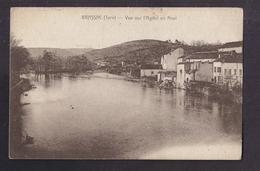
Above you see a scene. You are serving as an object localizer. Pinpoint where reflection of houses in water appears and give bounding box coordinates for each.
[217,103,242,134]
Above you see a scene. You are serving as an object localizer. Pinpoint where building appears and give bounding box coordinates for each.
[161,48,184,71]
[159,47,184,83]
[176,51,218,88]
[218,41,243,54]
[194,62,214,82]
[183,51,219,63]
[176,62,188,88]
[157,70,177,82]
[140,64,163,78]
[213,53,243,88]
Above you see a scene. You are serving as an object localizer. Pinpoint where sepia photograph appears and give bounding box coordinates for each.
[10,7,243,159]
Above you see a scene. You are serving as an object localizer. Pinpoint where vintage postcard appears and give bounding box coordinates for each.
[10,7,243,159]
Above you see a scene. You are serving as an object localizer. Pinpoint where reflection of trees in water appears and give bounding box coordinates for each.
[44,74,50,88]
[34,73,63,89]
[10,89,28,158]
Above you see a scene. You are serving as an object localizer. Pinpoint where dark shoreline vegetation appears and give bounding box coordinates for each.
[10,78,32,158]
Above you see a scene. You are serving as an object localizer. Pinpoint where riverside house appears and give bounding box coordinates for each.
[176,51,218,88]
[158,47,184,82]
[161,47,185,71]
[140,64,163,79]
[213,53,243,88]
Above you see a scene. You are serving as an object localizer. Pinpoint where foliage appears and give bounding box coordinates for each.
[10,36,30,72]
[42,50,57,71]
[66,55,92,72]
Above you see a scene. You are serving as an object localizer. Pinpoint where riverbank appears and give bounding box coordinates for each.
[79,72,242,105]
[10,77,33,158]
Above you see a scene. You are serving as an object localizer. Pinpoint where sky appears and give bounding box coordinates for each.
[11,7,243,49]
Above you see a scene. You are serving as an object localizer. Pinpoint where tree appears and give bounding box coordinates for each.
[10,36,30,72]
[190,40,207,47]
[42,50,56,72]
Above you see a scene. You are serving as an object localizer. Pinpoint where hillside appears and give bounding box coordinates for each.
[84,39,181,63]
[28,48,93,58]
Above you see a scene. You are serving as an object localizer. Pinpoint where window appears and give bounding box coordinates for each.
[214,67,216,72]
[234,69,237,75]
[217,67,221,73]
[228,69,232,75]
[239,69,242,75]
[195,62,200,70]
[224,69,227,75]
[218,76,223,82]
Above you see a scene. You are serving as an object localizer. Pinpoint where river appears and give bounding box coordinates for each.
[13,73,242,159]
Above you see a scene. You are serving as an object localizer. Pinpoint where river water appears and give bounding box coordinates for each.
[16,73,242,159]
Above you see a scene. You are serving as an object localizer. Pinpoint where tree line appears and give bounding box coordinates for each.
[11,36,93,78]
[32,51,93,74]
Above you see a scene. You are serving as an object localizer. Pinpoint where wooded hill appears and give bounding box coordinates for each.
[83,39,222,64]
[84,39,179,63]
[27,39,222,64]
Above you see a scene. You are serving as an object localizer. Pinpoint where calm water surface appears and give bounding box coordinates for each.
[18,73,242,159]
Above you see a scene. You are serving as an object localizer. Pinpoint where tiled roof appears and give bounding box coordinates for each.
[221,41,243,48]
[214,53,243,63]
[158,70,177,74]
[185,51,218,59]
[140,64,162,69]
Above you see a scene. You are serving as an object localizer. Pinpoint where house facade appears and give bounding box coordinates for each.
[157,71,177,82]
[161,48,184,71]
[140,64,163,78]
[194,62,214,82]
[176,51,218,88]
[213,54,243,88]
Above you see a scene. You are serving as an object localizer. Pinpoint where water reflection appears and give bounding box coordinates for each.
[16,73,241,159]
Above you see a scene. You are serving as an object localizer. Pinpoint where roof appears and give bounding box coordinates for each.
[140,64,162,69]
[220,41,243,48]
[214,53,243,63]
[185,51,218,60]
[158,70,177,74]
[177,55,185,59]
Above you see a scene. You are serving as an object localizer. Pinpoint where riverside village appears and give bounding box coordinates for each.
[89,40,242,104]
[10,39,243,159]
[10,8,243,160]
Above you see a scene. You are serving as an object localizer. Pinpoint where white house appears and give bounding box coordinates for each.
[176,63,188,88]
[213,54,243,88]
[218,41,243,54]
[157,70,177,82]
[161,48,184,71]
[140,64,163,78]
[176,51,219,88]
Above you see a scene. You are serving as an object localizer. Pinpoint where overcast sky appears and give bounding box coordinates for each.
[11,7,243,49]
